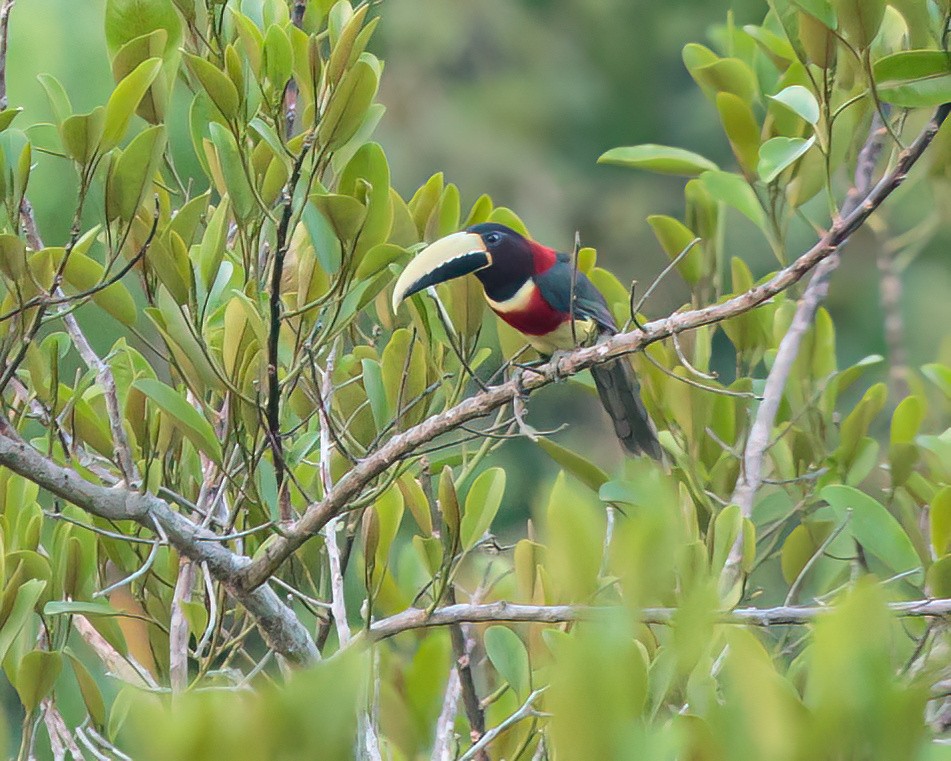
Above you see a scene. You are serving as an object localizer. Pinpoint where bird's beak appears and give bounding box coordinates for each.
[391,231,491,313]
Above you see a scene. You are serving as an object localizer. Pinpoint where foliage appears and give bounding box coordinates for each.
[2,0,951,759]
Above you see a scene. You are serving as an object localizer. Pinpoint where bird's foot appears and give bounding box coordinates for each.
[546,349,572,381]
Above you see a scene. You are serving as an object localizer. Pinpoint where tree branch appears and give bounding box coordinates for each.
[239,103,951,591]
[367,597,951,639]
[0,0,13,111]
[0,420,319,664]
[730,111,895,529]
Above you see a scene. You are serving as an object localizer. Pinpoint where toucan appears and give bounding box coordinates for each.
[391,223,662,459]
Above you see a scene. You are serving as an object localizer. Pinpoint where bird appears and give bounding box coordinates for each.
[390,222,662,459]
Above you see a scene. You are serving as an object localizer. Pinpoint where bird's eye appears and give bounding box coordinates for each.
[483,231,502,246]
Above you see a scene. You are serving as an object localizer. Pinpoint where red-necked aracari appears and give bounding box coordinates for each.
[391,223,662,459]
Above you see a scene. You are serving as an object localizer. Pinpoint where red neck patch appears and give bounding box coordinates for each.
[527,239,557,273]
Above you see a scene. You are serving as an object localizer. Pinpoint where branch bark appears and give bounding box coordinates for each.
[367,597,951,639]
[730,112,894,527]
[0,421,319,664]
[240,102,951,590]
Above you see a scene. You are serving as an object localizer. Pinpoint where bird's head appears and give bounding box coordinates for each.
[391,223,551,311]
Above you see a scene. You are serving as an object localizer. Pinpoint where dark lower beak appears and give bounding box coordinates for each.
[391,232,490,311]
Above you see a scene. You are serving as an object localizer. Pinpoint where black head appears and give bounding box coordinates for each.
[465,223,537,302]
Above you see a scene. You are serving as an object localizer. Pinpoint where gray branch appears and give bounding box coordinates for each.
[0,422,319,664]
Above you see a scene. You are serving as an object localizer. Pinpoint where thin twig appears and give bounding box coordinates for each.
[459,688,547,761]
[0,0,14,112]
[169,558,196,692]
[367,597,951,639]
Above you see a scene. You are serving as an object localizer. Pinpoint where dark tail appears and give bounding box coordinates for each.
[591,357,663,460]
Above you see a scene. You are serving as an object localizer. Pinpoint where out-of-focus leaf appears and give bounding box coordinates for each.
[927,555,951,597]
[598,144,718,176]
[484,626,530,699]
[874,51,951,108]
[15,650,63,713]
[820,484,922,581]
[460,467,506,550]
[536,437,608,493]
[0,579,45,663]
[780,520,834,583]
[832,0,885,49]
[716,92,761,177]
[930,487,951,557]
[66,649,107,726]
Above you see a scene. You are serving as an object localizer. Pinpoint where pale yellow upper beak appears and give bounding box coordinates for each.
[390,232,491,313]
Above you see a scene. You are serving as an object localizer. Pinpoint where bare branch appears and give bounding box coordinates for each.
[0,0,14,111]
[723,110,945,588]
[459,688,547,761]
[170,558,196,692]
[730,113,892,528]
[367,597,951,639]
[0,421,319,664]
[240,102,951,591]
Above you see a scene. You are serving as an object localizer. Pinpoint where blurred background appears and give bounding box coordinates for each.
[8,0,951,512]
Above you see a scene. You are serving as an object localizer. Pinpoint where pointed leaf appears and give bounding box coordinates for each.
[132,378,223,464]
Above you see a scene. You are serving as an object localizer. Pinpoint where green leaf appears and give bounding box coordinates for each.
[15,650,62,713]
[66,649,107,726]
[646,215,704,284]
[43,600,121,617]
[38,73,72,124]
[927,555,951,597]
[355,242,405,280]
[460,467,506,550]
[716,92,761,176]
[890,395,924,446]
[438,466,461,548]
[264,24,294,87]
[820,484,922,581]
[874,51,951,108]
[536,437,609,493]
[0,233,26,280]
[106,124,166,224]
[0,579,46,663]
[758,136,816,183]
[781,520,835,583]
[795,0,837,28]
[768,85,820,125]
[931,487,951,557]
[209,123,256,221]
[484,626,530,699]
[185,53,240,121]
[318,54,380,151]
[699,170,766,229]
[102,58,162,150]
[832,0,885,49]
[60,246,139,326]
[133,378,223,464]
[61,108,105,165]
[598,144,718,176]
[105,0,182,58]
[923,363,951,397]
[310,193,366,243]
